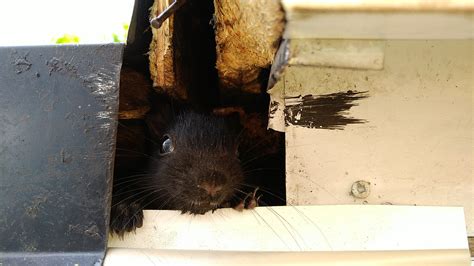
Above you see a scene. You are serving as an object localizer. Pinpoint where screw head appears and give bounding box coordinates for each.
[351,180,371,199]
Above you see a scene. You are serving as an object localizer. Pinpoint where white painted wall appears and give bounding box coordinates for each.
[274,40,474,234]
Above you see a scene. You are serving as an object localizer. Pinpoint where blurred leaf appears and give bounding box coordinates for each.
[54,34,80,44]
[121,23,129,43]
[112,33,121,43]
[111,23,129,43]
[51,23,129,44]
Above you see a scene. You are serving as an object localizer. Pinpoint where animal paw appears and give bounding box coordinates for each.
[109,202,144,237]
[234,187,261,211]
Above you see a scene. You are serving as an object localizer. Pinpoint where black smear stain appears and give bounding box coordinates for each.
[268,100,279,119]
[285,90,369,130]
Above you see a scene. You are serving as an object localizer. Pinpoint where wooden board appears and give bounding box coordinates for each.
[149,0,187,100]
[105,249,470,266]
[213,0,284,94]
[109,206,468,252]
[106,206,470,264]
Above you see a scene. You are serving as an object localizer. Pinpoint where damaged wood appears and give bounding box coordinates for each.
[149,0,217,106]
[214,0,285,94]
[149,0,187,100]
[118,67,151,120]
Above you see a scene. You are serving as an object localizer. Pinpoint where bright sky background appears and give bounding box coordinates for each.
[0,0,135,46]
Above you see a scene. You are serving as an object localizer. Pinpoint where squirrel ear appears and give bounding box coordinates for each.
[145,93,185,138]
[212,107,245,134]
[145,111,167,139]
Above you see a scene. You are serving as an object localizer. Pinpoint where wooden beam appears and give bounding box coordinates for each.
[213,0,284,94]
[149,0,187,100]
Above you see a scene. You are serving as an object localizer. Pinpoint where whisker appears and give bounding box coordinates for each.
[112,185,162,198]
[264,204,304,251]
[231,188,293,249]
[118,121,159,146]
[113,173,152,182]
[119,193,172,232]
[237,183,332,249]
[113,179,150,188]
[240,152,274,167]
[115,148,158,161]
[250,208,292,250]
[238,133,275,158]
[111,188,159,208]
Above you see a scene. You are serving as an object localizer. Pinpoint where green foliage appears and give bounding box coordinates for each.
[52,23,130,44]
[54,34,80,44]
[123,23,129,35]
[112,33,121,43]
[111,23,129,43]
[123,24,129,41]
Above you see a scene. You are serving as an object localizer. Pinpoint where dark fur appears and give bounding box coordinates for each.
[147,112,244,213]
[110,107,244,236]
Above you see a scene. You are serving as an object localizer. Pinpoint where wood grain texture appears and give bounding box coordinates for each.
[214,0,284,94]
[149,0,187,100]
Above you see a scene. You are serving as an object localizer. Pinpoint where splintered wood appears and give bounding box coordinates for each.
[213,0,284,93]
[149,0,187,100]
[148,0,284,98]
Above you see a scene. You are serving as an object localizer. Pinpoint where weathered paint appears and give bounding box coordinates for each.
[278,40,473,235]
[284,91,369,129]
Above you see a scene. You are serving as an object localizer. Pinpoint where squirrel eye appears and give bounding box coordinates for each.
[160,135,174,155]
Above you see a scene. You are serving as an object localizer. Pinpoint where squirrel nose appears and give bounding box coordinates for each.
[198,182,223,197]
